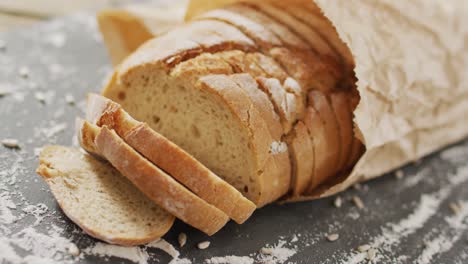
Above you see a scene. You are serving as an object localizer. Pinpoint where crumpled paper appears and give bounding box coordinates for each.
[100,0,468,198]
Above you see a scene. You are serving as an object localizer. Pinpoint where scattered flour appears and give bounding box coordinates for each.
[44,32,67,48]
[22,203,48,225]
[416,201,468,264]
[402,167,431,188]
[257,240,297,263]
[147,239,191,264]
[270,141,288,154]
[2,226,77,264]
[333,164,468,264]
[205,256,254,264]
[84,243,149,264]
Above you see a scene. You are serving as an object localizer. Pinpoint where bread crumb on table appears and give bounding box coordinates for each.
[367,248,377,260]
[327,233,339,242]
[357,244,371,252]
[178,232,187,247]
[198,241,210,249]
[395,170,404,179]
[2,138,20,148]
[19,67,29,78]
[352,196,365,209]
[68,243,80,256]
[334,196,342,208]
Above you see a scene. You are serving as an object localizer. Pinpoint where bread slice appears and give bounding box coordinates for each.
[308,91,341,178]
[85,93,256,224]
[303,106,327,192]
[93,125,230,235]
[36,146,174,246]
[330,92,353,172]
[288,121,314,195]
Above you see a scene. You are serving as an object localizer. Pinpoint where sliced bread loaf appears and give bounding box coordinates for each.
[36,146,175,246]
[86,93,256,223]
[92,125,230,235]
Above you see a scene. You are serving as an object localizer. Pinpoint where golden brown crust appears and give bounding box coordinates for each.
[88,95,256,224]
[125,123,256,224]
[95,127,229,235]
[288,121,314,195]
[330,92,353,172]
[118,19,257,80]
[303,106,327,192]
[253,2,340,62]
[97,10,156,66]
[87,93,256,223]
[308,91,342,185]
[198,75,289,207]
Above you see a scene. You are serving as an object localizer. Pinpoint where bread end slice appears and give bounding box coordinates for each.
[36,146,174,246]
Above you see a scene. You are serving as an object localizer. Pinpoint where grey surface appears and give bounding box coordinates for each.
[0,14,467,264]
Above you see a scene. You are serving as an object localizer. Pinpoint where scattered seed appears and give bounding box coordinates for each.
[357,244,371,252]
[178,232,187,247]
[353,183,362,190]
[0,40,5,51]
[197,241,210,250]
[395,170,404,179]
[260,247,274,255]
[334,196,342,208]
[34,92,46,103]
[449,202,461,215]
[2,138,20,149]
[0,86,12,97]
[327,233,339,242]
[367,248,377,260]
[352,196,365,209]
[65,94,75,105]
[19,67,29,78]
[68,243,80,256]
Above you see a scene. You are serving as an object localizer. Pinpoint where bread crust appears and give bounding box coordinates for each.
[288,121,314,195]
[86,94,256,224]
[331,92,353,171]
[95,127,230,235]
[198,74,289,206]
[37,146,175,246]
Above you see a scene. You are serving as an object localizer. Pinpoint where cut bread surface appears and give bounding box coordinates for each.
[94,126,230,235]
[36,146,174,246]
[100,1,362,201]
[85,93,256,223]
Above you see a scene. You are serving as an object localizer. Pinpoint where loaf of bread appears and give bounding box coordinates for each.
[77,120,230,235]
[37,0,365,245]
[85,93,256,224]
[101,1,363,204]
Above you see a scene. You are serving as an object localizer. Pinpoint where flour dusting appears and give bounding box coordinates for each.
[205,256,254,264]
[416,201,468,264]
[84,243,149,264]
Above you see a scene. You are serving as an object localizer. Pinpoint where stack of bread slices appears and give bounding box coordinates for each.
[37,0,364,246]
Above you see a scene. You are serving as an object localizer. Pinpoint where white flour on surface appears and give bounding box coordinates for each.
[147,239,192,264]
[84,243,150,264]
[416,201,468,264]
[331,164,468,264]
[257,239,298,263]
[205,256,254,264]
